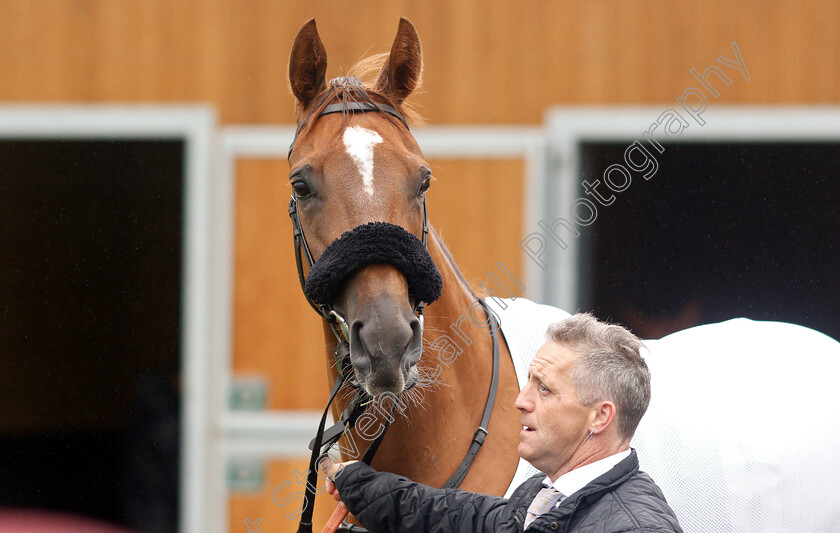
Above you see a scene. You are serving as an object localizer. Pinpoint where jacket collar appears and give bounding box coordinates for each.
[557,449,639,513]
[520,449,640,529]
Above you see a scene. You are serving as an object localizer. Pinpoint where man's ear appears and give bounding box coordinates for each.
[589,400,617,436]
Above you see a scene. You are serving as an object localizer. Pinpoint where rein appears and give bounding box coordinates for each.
[288,95,501,533]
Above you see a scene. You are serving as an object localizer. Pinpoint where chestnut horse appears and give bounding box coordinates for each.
[286,15,522,523]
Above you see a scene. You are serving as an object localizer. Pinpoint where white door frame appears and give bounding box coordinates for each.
[544,105,840,312]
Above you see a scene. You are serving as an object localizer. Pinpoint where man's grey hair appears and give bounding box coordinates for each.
[546,313,651,441]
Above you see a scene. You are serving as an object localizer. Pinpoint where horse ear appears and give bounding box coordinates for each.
[289,19,328,110]
[376,18,422,104]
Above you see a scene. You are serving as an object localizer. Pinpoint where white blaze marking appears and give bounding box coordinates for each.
[343,125,383,197]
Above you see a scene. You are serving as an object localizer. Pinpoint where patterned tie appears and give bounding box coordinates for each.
[524,486,564,528]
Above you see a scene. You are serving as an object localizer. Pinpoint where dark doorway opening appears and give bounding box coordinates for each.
[578,141,840,342]
[0,140,183,533]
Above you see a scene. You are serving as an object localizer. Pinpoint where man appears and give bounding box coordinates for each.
[324,313,683,532]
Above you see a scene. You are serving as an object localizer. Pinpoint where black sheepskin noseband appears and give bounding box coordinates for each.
[303,222,443,306]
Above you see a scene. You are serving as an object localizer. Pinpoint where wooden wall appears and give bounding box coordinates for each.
[3,1,838,125]
[3,1,838,531]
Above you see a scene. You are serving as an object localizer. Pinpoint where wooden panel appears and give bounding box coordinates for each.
[425,159,527,290]
[233,158,329,411]
[1,1,838,125]
[228,456,336,533]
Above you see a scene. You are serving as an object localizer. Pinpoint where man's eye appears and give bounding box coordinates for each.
[292,181,312,199]
[539,383,550,394]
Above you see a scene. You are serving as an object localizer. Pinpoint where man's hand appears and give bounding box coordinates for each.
[321,457,358,502]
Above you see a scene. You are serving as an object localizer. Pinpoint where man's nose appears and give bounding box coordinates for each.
[514,387,530,411]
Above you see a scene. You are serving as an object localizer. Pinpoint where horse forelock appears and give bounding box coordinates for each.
[293,52,424,140]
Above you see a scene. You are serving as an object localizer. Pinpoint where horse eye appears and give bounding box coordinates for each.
[292,181,312,199]
[418,178,431,195]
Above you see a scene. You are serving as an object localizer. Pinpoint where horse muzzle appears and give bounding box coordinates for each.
[304,222,441,396]
[347,292,423,396]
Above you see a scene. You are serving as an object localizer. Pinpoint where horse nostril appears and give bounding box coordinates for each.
[406,316,423,366]
[349,320,371,375]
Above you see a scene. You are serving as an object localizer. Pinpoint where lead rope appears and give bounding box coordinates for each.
[320,401,395,533]
[296,347,395,533]
[297,368,347,533]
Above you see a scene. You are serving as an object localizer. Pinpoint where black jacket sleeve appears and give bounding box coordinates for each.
[333,462,516,533]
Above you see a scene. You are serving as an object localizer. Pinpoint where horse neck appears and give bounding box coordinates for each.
[423,226,494,367]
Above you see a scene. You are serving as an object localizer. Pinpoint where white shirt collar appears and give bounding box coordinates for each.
[543,449,631,499]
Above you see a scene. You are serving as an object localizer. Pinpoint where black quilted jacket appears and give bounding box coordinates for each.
[334,449,683,533]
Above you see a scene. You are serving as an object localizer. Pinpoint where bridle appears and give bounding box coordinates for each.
[288,181,429,351]
[288,92,500,533]
[288,98,428,349]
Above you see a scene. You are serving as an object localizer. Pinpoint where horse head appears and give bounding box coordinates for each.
[288,18,439,398]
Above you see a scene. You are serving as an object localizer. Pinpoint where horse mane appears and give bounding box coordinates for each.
[429,226,478,300]
[293,52,425,137]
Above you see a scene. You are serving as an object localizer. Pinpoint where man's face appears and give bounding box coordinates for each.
[514,341,593,479]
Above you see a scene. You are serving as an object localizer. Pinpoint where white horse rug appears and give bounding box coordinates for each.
[487,297,840,532]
